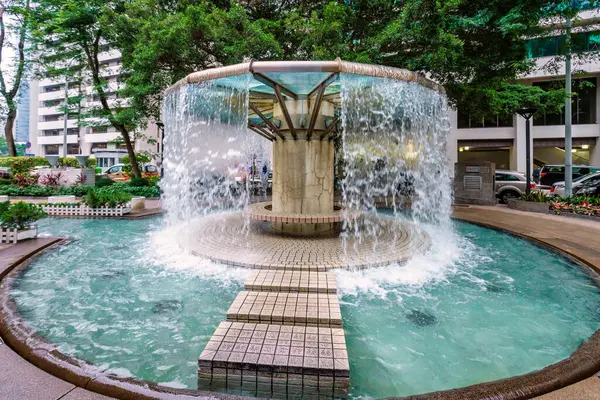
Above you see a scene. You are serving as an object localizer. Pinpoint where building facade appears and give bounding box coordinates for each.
[447,6,600,173]
[15,83,30,143]
[28,49,160,170]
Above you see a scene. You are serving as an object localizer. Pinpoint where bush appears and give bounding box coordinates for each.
[85,158,97,168]
[0,178,11,186]
[130,177,150,187]
[520,191,549,203]
[57,157,80,168]
[1,202,47,230]
[122,152,151,173]
[0,182,159,198]
[0,157,49,174]
[0,201,9,215]
[96,182,160,198]
[82,190,132,208]
[13,173,38,188]
[96,177,115,188]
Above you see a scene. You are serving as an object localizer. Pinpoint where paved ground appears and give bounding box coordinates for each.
[453,205,600,400]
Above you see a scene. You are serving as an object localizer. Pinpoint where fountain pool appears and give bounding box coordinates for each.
[8,216,600,398]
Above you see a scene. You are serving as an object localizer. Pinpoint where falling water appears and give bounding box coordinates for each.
[340,74,452,235]
[161,75,268,225]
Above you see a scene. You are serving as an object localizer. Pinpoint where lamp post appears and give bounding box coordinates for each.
[156,121,165,178]
[517,108,538,195]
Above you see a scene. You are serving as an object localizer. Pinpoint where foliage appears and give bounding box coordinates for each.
[550,195,600,216]
[57,157,80,168]
[0,136,26,156]
[0,182,159,197]
[0,157,49,173]
[85,158,97,168]
[75,173,88,185]
[520,191,550,203]
[1,202,47,230]
[82,190,132,208]
[12,173,38,188]
[0,201,9,215]
[96,182,160,198]
[0,178,11,186]
[95,177,115,188]
[145,174,159,185]
[129,177,150,187]
[38,172,64,187]
[121,152,151,174]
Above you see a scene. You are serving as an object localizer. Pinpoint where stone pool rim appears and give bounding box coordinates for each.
[0,217,598,400]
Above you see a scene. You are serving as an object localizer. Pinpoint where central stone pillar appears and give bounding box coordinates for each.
[271,98,336,234]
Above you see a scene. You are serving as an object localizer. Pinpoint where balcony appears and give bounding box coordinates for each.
[84,131,121,143]
[38,120,79,130]
[38,135,79,145]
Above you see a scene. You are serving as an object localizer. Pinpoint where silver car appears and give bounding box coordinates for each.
[551,171,600,197]
[495,170,533,203]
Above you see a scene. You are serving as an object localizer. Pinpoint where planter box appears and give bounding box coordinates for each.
[42,204,131,217]
[0,195,8,202]
[0,226,37,244]
[507,199,550,214]
[48,195,77,204]
[131,197,146,211]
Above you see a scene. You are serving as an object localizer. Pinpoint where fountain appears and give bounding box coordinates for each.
[162,59,451,397]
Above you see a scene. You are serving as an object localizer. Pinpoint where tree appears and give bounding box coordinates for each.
[0,0,31,157]
[31,0,144,177]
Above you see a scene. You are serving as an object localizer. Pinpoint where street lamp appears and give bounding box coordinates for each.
[516,107,538,195]
[156,121,165,178]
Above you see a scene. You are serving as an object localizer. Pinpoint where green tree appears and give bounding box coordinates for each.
[0,0,32,156]
[31,0,144,177]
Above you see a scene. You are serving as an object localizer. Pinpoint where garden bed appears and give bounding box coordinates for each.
[507,199,550,214]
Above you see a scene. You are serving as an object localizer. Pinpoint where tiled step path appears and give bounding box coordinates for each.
[198,270,350,398]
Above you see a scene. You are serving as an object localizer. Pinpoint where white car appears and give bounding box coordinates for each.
[551,171,600,197]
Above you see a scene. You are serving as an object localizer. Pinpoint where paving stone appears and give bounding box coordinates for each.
[60,388,114,400]
[245,270,337,293]
[227,291,342,327]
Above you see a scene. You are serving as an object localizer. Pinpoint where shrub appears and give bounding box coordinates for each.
[95,177,115,188]
[1,202,47,230]
[0,201,9,215]
[85,158,97,168]
[96,182,160,198]
[82,190,132,208]
[121,152,151,173]
[0,157,49,174]
[520,191,549,203]
[38,172,64,187]
[130,177,150,187]
[0,178,11,186]
[13,173,38,188]
[57,157,80,168]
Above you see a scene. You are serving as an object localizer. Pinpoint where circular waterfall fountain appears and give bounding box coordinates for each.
[162,60,450,273]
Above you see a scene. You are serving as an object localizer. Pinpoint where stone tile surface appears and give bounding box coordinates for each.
[60,388,115,400]
[245,270,337,294]
[227,291,342,327]
[0,344,75,400]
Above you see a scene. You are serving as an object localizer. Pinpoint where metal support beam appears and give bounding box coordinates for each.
[248,125,274,142]
[249,90,278,100]
[306,84,326,141]
[249,103,285,140]
[307,73,338,99]
[320,115,340,139]
[253,73,298,100]
[274,84,297,139]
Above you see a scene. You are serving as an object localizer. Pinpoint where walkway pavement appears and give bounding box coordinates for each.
[453,205,600,400]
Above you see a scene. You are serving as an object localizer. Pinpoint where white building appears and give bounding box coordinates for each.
[447,5,600,172]
[28,49,160,169]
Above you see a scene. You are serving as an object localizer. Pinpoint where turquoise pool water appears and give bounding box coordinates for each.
[9,217,600,398]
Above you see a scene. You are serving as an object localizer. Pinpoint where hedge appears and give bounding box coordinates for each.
[0,183,160,198]
[0,156,50,173]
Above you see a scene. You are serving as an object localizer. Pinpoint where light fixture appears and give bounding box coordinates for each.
[572,149,577,153]
[464,146,470,150]
[459,147,464,152]
[582,144,589,149]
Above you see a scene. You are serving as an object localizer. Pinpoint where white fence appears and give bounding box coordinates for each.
[0,226,37,243]
[42,205,131,217]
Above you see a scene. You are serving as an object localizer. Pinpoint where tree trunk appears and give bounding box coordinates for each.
[4,109,17,156]
[117,125,142,178]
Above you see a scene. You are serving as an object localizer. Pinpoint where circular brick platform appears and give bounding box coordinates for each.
[244,201,345,224]
[183,212,431,270]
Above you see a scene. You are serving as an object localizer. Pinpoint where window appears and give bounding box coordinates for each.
[45,145,59,155]
[526,31,600,58]
[92,126,108,134]
[43,99,62,107]
[67,144,80,154]
[67,128,79,135]
[92,143,107,150]
[43,115,62,122]
[44,85,63,93]
[457,111,513,129]
[106,165,122,174]
[42,129,61,136]
[534,78,597,126]
[495,174,520,181]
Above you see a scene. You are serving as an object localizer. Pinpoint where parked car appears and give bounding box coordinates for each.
[574,181,600,197]
[551,171,600,197]
[495,170,536,203]
[538,165,600,187]
[103,164,159,182]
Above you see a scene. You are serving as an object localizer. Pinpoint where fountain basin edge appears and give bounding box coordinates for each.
[0,224,598,400]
